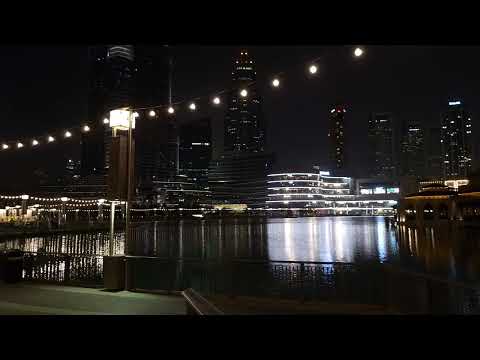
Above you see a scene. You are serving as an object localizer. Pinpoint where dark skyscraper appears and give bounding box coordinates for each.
[133,45,170,188]
[368,112,396,178]
[441,100,473,178]
[400,119,425,177]
[224,51,265,153]
[425,127,443,178]
[82,45,135,177]
[83,44,171,192]
[179,117,212,186]
[328,106,346,172]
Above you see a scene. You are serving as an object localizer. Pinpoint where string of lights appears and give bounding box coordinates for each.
[0,195,127,206]
[0,47,365,152]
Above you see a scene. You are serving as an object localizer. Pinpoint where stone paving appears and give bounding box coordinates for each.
[0,282,186,315]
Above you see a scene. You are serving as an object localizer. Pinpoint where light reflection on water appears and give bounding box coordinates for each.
[265,217,397,263]
[2,216,480,282]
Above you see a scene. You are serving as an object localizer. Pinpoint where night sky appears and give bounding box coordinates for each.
[1,45,480,191]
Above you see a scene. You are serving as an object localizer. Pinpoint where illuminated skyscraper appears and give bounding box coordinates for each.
[224,51,265,153]
[328,106,346,172]
[209,50,273,208]
[441,100,473,178]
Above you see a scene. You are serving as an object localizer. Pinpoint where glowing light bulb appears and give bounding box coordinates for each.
[167,106,175,114]
[32,139,39,146]
[272,78,280,87]
[103,118,110,124]
[213,97,221,105]
[83,125,90,132]
[48,136,55,143]
[309,65,318,74]
[189,103,196,111]
[2,144,9,150]
[17,142,24,149]
[149,110,156,117]
[240,89,248,97]
[354,47,364,57]
[65,131,72,138]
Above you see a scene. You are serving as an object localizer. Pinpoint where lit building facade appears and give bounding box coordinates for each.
[267,172,398,215]
[151,175,211,209]
[328,106,346,171]
[368,112,396,178]
[224,51,265,153]
[441,100,473,178]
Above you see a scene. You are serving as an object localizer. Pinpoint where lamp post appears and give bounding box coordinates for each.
[109,108,136,256]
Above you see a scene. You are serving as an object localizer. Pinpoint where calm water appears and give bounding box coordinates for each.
[2,216,480,283]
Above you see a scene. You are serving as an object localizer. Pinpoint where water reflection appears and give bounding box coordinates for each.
[3,216,480,283]
[395,223,480,282]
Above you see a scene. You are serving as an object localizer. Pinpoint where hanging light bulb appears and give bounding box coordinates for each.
[17,142,24,149]
[309,65,318,74]
[189,103,196,111]
[272,78,280,87]
[32,139,39,146]
[240,89,248,97]
[167,106,175,114]
[103,118,110,125]
[149,110,156,117]
[213,97,221,105]
[83,125,90,132]
[2,144,9,150]
[48,136,55,143]
[64,131,72,138]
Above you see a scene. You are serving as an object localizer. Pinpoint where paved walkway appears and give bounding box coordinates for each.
[0,282,186,315]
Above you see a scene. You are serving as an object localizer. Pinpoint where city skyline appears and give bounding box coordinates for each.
[0,46,480,191]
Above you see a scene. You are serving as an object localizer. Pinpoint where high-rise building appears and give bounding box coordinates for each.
[224,51,265,153]
[328,106,346,172]
[368,112,396,178]
[400,120,425,177]
[209,50,273,208]
[425,127,443,178]
[209,152,274,208]
[133,45,171,188]
[82,45,135,177]
[441,100,473,178]
[179,117,212,187]
[83,45,172,194]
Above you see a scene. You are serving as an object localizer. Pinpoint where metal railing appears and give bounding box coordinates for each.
[124,256,480,314]
[21,251,104,286]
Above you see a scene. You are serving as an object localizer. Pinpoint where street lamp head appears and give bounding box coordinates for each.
[64,131,72,138]
[149,110,156,117]
[167,106,175,114]
[17,142,24,149]
[240,89,248,97]
[83,125,90,132]
[213,97,221,105]
[354,47,364,57]
[47,136,55,143]
[309,64,318,74]
[189,103,196,111]
[32,139,39,146]
[272,78,280,87]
